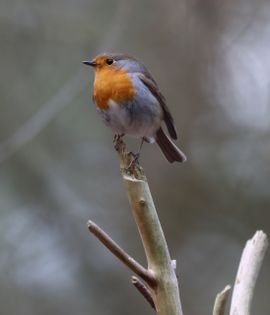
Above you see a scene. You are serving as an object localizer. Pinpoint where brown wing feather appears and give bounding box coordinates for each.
[138,73,178,140]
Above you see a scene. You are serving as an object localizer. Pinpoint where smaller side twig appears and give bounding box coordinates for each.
[213,285,231,315]
[131,276,156,310]
[229,230,268,315]
[87,220,156,287]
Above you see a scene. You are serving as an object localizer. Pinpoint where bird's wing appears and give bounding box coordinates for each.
[138,72,177,140]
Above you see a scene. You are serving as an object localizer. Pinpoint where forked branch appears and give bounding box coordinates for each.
[87,220,156,286]
[114,138,183,315]
[87,137,268,315]
[87,137,183,315]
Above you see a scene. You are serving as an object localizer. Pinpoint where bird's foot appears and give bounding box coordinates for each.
[127,152,140,172]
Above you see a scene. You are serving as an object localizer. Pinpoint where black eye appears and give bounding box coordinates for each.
[106,58,114,65]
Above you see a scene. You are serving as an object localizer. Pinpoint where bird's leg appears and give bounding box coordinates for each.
[128,138,145,169]
[113,133,124,142]
[135,137,145,161]
[113,133,125,150]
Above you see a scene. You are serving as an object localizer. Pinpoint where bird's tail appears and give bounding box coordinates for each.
[156,128,187,163]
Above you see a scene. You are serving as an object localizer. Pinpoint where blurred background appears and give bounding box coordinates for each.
[0,0,269,314]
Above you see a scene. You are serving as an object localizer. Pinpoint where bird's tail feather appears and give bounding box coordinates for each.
[156,128,186,163]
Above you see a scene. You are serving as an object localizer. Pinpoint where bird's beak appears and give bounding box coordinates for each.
[82,60,97,67]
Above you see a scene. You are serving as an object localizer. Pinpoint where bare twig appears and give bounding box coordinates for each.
[213,285,231,315]
[87,220,156,286]
[229,230,268,315]
[131,276,156,310]
[115,139,183,315]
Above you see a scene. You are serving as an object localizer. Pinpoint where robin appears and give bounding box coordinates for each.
[83,53,186,163]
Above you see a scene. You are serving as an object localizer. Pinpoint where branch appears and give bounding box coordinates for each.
[229,230,268,315]
[87,220,156,286]
[115,138,184,315]
[131,276,156,310]
[213,285,231,315]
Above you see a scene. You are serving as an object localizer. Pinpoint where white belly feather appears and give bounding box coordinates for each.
[97,98,162,141]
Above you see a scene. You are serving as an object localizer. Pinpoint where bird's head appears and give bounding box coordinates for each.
[83,53,143,74]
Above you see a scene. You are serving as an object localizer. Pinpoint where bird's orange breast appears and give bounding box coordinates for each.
[93,67,136,110]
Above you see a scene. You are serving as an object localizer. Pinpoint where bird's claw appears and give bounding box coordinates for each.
[127,152,140,171]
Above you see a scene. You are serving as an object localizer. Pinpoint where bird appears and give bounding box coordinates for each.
[83,53,186,163]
